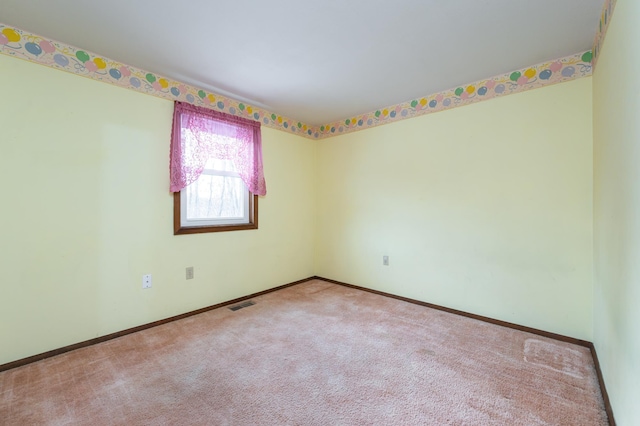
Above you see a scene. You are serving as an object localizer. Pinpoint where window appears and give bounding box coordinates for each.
[174,158,258,234]
[170,102,266,235]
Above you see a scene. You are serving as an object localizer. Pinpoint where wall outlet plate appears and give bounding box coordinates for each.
[383,255,389,266]
[142,274,152,289]
[186,267,194,280]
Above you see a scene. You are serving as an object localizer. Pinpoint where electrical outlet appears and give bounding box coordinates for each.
[142,274,152,289]
[186,267,194,280]
[383,255,389,266]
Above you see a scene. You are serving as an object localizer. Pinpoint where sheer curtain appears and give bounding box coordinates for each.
[169,102,266,196]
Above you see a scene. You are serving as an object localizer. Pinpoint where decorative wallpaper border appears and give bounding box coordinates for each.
[1,22,593,141]
[0,23,317,139]
[591,0,617,69]
[314,51,593,139]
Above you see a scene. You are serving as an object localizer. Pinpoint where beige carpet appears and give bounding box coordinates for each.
[0,279,608,425]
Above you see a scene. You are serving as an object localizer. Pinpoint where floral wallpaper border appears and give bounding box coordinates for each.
[0,23,315,138]
[314,52,592,139]
[591,0,617,69]
[1,22,593,140]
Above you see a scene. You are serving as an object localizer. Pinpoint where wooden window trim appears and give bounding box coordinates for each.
[173,192,258,235]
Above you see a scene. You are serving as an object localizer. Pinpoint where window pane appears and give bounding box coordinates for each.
[204,157,236,172]
[185,174,246,220]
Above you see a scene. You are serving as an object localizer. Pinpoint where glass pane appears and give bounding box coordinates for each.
[204,157,236,172]
[185,174,246,220]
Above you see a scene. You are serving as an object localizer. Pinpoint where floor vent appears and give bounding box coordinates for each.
[229,301,256,311]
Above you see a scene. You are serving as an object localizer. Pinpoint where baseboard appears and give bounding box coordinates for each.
[588,343,617,426]
[0,276,316,373]
[314,276,590,346]
[313,276,616,426]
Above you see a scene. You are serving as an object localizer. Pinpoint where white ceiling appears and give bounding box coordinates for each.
[1,0,604,126]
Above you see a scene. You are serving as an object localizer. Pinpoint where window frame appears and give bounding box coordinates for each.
[174,191,258,235]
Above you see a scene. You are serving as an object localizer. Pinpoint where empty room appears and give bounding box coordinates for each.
[0,0,637,424]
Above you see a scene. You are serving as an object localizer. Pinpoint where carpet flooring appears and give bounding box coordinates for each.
[0,279,608,425]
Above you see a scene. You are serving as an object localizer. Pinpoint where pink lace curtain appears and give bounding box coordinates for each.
[170,102,266,196]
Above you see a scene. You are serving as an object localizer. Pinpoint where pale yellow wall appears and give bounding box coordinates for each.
[316,78,594,340]
[0,54,316,365]
[593,1,640,424]
[0,35,598,367]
